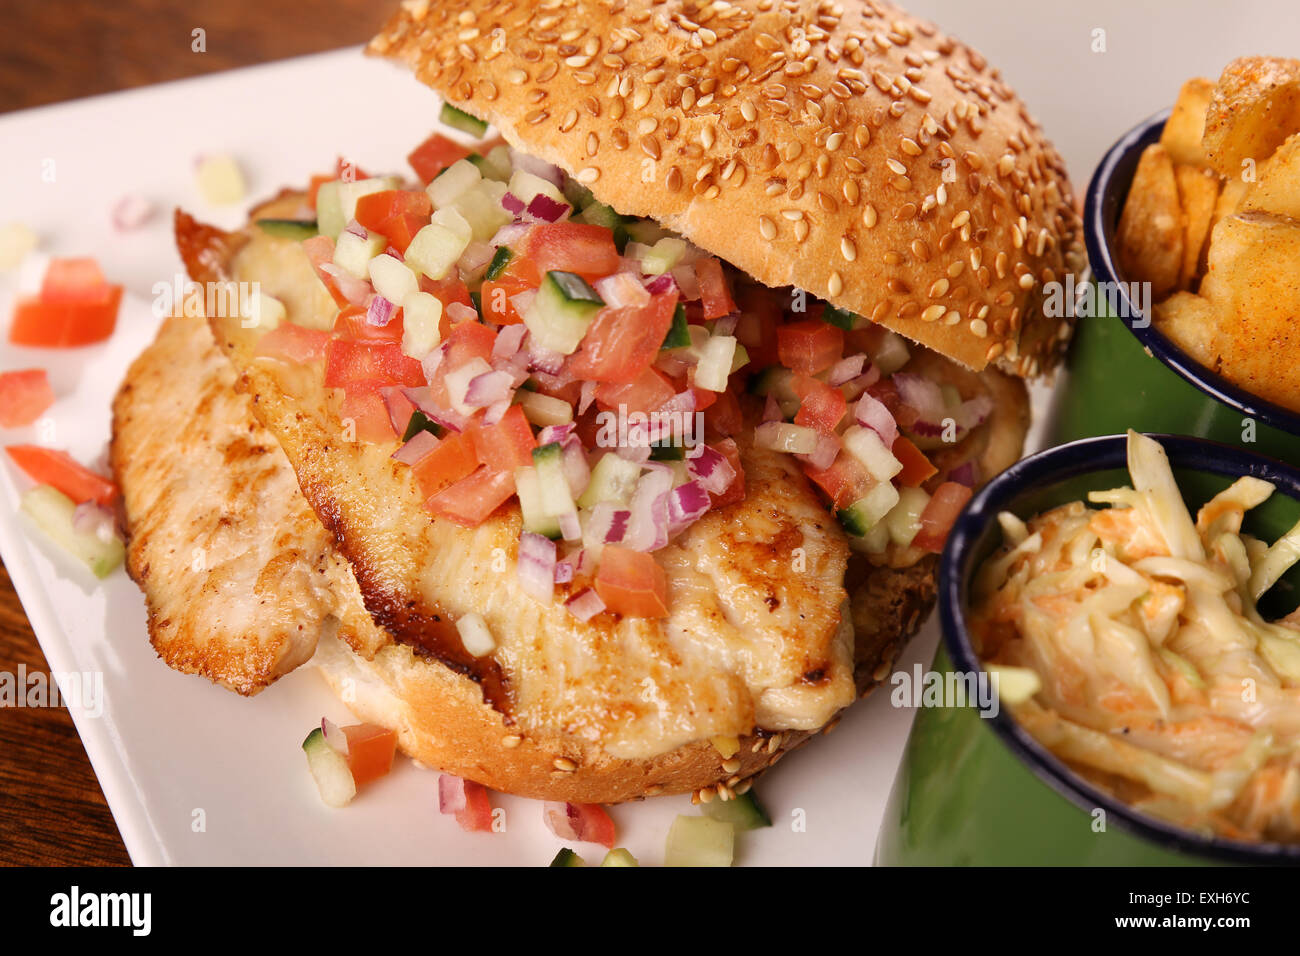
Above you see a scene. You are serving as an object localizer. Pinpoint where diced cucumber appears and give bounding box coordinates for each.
[702,792,772,831]
[485,246,514,281]
[549,848,586,867]
[749,365,796,402]
[238,292,286,331]
[730,342,750,374]
[19,486,124,579]
[533,442,576,516]
[302,727,356,808]
[440,102,489,137]
[838,481,901,536]
[755,421,819,455]
[853,518,891,554]
[873,331,911,375]
[640,237,688,276]
[661,303,690,349]
[842,425,903,483]
[516,466,563,539]
[884,486,930,548]
[456,611,496,657]
[316,176,401,240]
[664,815,734,867]
[600,848,639,867]
[821,302,861,330]
[450,180,512,240]
[562,178,595,210]
[333,230,387,279]
[650,442,686,461]
[518,390,574,427]
[694,334,737,392]
[523,271,605,355]
[369,253,419,304]
[577,453,642,508]
[624,219,670,245]
[405,221,470,281]
[255,218,318,240]
[507,169,568,210]
[402,409,444,443]
[427,158,481,208]
[576,201,630,251]
[401,290,444,358]
[470,145,513,182]
[469,290,484,319]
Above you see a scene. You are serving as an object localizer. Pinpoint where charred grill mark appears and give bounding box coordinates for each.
[802,666,828,685]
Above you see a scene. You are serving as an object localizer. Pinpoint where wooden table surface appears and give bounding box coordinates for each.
[1,0,384,867]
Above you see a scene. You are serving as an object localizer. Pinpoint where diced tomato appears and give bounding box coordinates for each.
[469,405,536,472]
[567,291,678,383]
[341,724,397,787]
[354,190,433,255]
[793,375,847,432]
[695,257,736,319]
[594,546,670,618]
[480,278,530,325]
[4,445,117,505]
[777,319,844,376]
[733,283,782,368]
[409,431,478,498]
[333,304,405,344]
[703,388,742,438]
[457,781,494,832]
[522,222,620,279]
[408,133,473,184]
[302,235,350,308]
[688,385,718,412]
[912,481,973,553]
[709,437,746,508]
[254,322,331,363]
[40,258,106,302]
[893,435,938,487]
[324,338,425,389]
[497,251,542,288]
[0,370,55,427]
[426,465,516,526]
[339,381,399,443]
[443,320,497,366]
[307,157,372,209]
[383,386,420,436]
[543,802,617,848]
[805,452,873,510]
[420,273,476,312]
[594,366,675,415]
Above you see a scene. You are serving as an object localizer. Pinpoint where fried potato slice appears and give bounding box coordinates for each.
[1242,131,1300,220]
[1117,143,1185,299]
[1174,165,1221,290]
[1204,56,1300,178]
[1152,291,1219,369]
[1161,77,1214,166]
[1196,212,1300,411]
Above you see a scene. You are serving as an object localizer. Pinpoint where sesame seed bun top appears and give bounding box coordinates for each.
[369,0,1084,376]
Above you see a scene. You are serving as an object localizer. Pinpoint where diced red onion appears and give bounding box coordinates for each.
[518,532,557,603]
[558,510,582,542]
[525,193,570,223]
[668,480,711,533]
[594,272,651,310]
[403,385,470,432]
[111,194,155,231]
[562,441,590,498]
[494,324,528,361]
[655,353,691,378]
[458,240,496,276]
[438,774,468,814]
[586,503,628,545]
[840,366,882,401]
[319,264,371,306]
[392,429,440,465]
[489,222,529,247]
[578,380,598,415]
[71,501,116,538]
[538,423,576,446]
[669,265,700,300]
[644,273,678,296]
[554,556,575,584]
[447,302,478,324]
[511,290,537,319]
[626,468,672,551]
[855,393,899,447]
[827,353,867,387]
[381,386,416,433]
[565,587,605,622]
[893,373,947,425]
[484,399,513,425]
[956,395,994,431]
[366,294,397,327]
[795,430,841,471]
[949,461,977,487]
[509,149,563,186]
[654,389,697,418]
[712,313,739,337]
[687,444,736,495]
[465,368,516,407]
[321,718,349,755]
[343,219,368,239]
[615,442,651,464]
[528,342,564,374]
[763,394,784,423]
[501,192,525,216]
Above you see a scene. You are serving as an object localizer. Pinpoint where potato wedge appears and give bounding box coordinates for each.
[1117,143,1184,299]
[1161,77,1214,167]
[1174,165,1221,290]
[1153,291,1219,369]
[1204,56,1300,178]
[1242,131,1300,220]
[1197,212,1300,411]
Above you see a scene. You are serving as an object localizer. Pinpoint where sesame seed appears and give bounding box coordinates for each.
[640,136,661,160]
[758,216,777,240]
[828,271,844,296]
[780,208,803,221]
[895,201,917,219]
[886,158,907,175]
[553,757,577,772]
[502,735,522,749]
[825,131,845,151]
[586,132,599,156]
[936,183,948,205]
[1019,273,1035,290]
[943,310,961,325]
[900,137,921,156]
[842,180,860,206]
[559,109,578,132]
[666,166,683,192]
[698,786,716,804]
[929,278,950,298]
[722,758,742,774]
[576,167,600,184]
[644,68,666,84]
[794,219,810,242]
[921,305,946,322]
[863,204,878,228]
[892,176,913,192]
[525,109,549,125]
[948,261,965,278]
[735,778,753,796]
[637,117,658,135]
[505,68,527,84]
[701,126,716,150]
[840,237,857,262]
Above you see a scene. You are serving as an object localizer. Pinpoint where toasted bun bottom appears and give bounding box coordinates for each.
[314,556,937,805]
